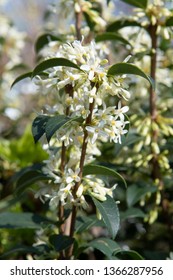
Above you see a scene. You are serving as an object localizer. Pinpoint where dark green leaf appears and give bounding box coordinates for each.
[12,163,45,183]
[120,207,146,220]
[12,164,50,196]
[83,164,127,188]
[46,115,70,142]
[120,0,148,9]
[107,19,141,32]
[166,16,173,26]
[75,215,102,233]
[113,133,143,156]
[127,184,157,207]
[92,195,120,239]
[15,170,49,194]
[0,212,52,229]
[32,115,50,143]
[83,12,96,30]
[45,115,82,143]
[32,58,81,77]
[35,33,62,53]
[11,72,32,88]
[0,244,50,259]
[114,249,144,260]
[49,234,74,252]
[107,62,154,88]
[87,238,120,259]
[107,0,112,4]
[0,194,25,212]
[95,32,131,47]
[45,115,83,143]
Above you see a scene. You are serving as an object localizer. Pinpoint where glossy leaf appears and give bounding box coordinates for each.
[45,115,70,142]
[11,72,32,88]
[32,58,81,77]
[83,164,127,188]
[0,194,25,212]
[114,249,144,260]
[127,184,157,207]
[95,32,131,46]
[45,115,82,143]
[75,216,97,233]
[92,195,120,239]
[13,163,50,194]
[49,234,74,252]
[0,244,50,259]
[107,0,112,4]
[107,62,154,88]
[107,19,141,32]
[15,170,49,194]
[120,0,148,9]
[35,33,62,53]
[120,207,146,220]
[75,215,103,233]
[166,17,173,26]
[32,115,50,143]
[87,238,120,259]
[0,212,52,229]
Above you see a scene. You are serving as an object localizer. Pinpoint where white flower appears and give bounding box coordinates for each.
[114,101,129,121]
[83,175,117,202]
[86,123,107,144]
[66,168,81,184]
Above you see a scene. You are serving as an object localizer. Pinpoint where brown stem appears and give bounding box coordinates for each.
[58,85,74,259]
[149,24,157,120]
[75,0,83,41]
[75,10,82,41]
[59,141,66,235]
[148,24,161,181]
[65,100,95,259]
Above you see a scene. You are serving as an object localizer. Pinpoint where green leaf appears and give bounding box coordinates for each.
[0,194,25,212]
[46,115,70,142]
[11,72,32,88]
[107,62,154,88]
[45,115,83,143]
[120,207,146,220]
[83,11,96,31]
[127,184,157,207]
[114,249,144,260]
[113,133,143,156]
[13,163,50,194]
[75,215,103,233]
[35,33,62,53]
[32,115,50,143]
[107,19,141,32]
[32,58,81,77]
[15,170,49,194]
[83,164,127,188]
[95,32,131,47]
[166,17,173,26]
[87,238,120,259]
[0,244,50,259]
[0,212,52,229]
[91,195,120,239]
[120,0,148,9]
[49,234,74,252]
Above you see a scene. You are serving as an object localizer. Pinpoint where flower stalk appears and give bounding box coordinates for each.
[148,23,162,185]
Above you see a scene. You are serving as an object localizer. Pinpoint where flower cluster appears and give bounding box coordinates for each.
[134,0,173,39]
[34,38,130,208]
[0,2,26,119]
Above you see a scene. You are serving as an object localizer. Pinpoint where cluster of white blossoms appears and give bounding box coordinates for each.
[35,38,130,209]
[133,0,173,39]
[0,2,26,120]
